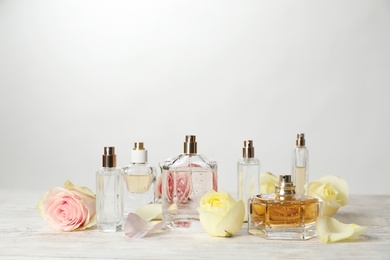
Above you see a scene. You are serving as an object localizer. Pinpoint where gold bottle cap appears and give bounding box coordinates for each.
[275,175,295,197]
[243,140,255,158]
[133,142,145,150]
[296,133,305,147]
[102,146,116,167]
[184,135,197,154]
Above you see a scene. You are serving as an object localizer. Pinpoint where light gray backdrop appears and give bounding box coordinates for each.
[1,0,389,194]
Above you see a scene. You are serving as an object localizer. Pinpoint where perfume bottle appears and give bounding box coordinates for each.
[123,142,155,217]
[237,140,260,220]
[248,175,319,240]
[162,135,218,228]
[292,133,309,195]
[96,147,124,232]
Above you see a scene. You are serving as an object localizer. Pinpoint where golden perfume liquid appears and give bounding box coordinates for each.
[125,174,154,193]
[294,166,307,195]
[248,175,319,240]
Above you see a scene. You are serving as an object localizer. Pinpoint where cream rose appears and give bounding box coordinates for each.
[305,175,349,217]
[198,190,244,237]
[260,172,278,194]
[37,180,96,231]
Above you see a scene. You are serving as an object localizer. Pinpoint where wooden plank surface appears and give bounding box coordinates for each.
[0,190,389,259]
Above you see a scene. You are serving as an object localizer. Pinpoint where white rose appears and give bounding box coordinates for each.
[198,190,244,237]
[305,175,349,217]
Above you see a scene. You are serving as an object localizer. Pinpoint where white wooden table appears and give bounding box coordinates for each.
[0,190,389,259]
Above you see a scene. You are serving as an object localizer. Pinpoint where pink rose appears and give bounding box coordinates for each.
[37,180,96,231]
[155,174,162,199]
[165,171,191,203]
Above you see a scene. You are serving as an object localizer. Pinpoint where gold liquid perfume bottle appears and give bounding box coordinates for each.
[123,142,155,218]
[292,133,309,195]
[248,175,319,240]
[237,140,260,220]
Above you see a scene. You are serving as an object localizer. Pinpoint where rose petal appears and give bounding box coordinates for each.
[260,172,278,194]
[214,200,245,237]
[64,180,95,198]
[198,190,244,237]
[124,213,164,238]
[316,216,367,244]
[135,204,162,221]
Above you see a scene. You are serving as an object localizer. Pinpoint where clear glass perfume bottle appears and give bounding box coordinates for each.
[162,135,218,229]
[96,147,124,232]
[237,140,260,220]
[248,175,319,240]
[123,142,155,217]
[292,133,309,195]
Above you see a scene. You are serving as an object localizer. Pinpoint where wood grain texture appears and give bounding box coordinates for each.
[0,190,389,259]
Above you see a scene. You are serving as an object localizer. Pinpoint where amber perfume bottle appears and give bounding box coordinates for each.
[237,140,260,220]
[162,135,218,229]
[248,175,319,240]
[123,142,155,218]
[292,133,309,195]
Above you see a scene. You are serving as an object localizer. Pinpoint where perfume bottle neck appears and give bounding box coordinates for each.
[276,186,296,200]
[275,175,296,200]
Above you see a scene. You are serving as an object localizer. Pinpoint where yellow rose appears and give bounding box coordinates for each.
[198,190,244,237]
[305,175,349,217]
[260,172,278,194]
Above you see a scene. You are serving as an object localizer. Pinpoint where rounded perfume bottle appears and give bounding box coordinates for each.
[123,142,155,218]
[162,135,218,229]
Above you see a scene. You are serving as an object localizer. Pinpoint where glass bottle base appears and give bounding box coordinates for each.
[97,223,122,232]
[163,213,201,230]
[248,224,317,240]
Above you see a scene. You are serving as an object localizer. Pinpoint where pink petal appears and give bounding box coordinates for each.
[124,213,164,238]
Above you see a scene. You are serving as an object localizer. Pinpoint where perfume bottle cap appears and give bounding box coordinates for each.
[275,175,295,198]
[296,133,306,147]
[243,140,255,158]
[102,146,117,167]
[131,142,148,163]
[184,135,197,154]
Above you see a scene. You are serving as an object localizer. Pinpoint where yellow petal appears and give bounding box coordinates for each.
[316,216,367,244]
[135,204,162,221]
[320,202,340,217]
[215,200,245,237]
[36,191,48,218]
[64,180,95,198]
[198,210,224,236]
[260,172,278,194]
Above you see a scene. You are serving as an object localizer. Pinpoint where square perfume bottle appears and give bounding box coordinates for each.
[162,135,218,229]
[248,175,319,240]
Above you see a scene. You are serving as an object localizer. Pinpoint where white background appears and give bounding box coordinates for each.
[0,0,389,195]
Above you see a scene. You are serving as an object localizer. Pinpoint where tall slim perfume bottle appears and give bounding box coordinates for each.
[96,147,124,232]
[123,142,155,217]
[248,175,319,240]
[292,133,309,195]
[162,135,218,228]
[237,140,260,220]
